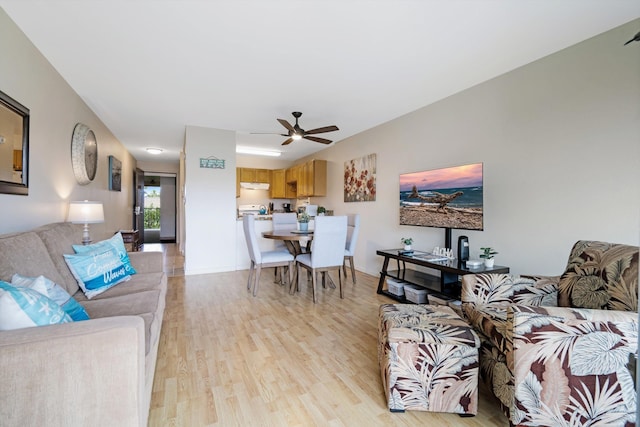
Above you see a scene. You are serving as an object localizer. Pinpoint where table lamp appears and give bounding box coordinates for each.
[67,200,104,245]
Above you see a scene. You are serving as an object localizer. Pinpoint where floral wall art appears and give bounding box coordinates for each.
[344,153,376,202]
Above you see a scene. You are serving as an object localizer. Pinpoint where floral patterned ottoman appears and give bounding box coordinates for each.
[378,304,480,415]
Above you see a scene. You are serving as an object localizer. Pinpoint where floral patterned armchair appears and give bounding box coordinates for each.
[461,240,638,426]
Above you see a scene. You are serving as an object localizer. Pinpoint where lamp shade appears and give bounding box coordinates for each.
[67,200,104,224]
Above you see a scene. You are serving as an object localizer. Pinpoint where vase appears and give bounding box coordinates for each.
[404,244,411,251]
[299,222,308,231]
[484,258,495,268]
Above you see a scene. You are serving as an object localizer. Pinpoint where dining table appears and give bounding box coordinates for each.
[262,229,336,294]
[262,229,313,257]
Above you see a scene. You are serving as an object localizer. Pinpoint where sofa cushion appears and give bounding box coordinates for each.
[72,272,166,302]
[33,222,84,296]
[464,302,511,356]
[558,241,638,311]
[0,281,72,330]
[0,231,68,288]
[11,274,90,321]
[64,248,132,299]
[79,289,162,354]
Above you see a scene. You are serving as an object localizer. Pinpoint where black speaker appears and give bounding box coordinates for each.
[458,236,469,262]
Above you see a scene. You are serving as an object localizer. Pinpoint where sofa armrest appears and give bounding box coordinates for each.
[508,305,637,425]
[128,251,163,274]
[0,316,145,427]
[461,273,559,307]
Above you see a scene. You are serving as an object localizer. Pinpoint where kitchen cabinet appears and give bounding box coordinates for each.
[285,165,299,198]
[238,168,270,183]
[256,168,271,183]
[297,160,327,197]
[270,169,287,198]
[236,169,241,198]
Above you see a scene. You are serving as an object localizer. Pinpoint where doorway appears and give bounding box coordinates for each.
[143,174,177,244]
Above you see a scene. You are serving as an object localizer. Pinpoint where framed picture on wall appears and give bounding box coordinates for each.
[108,155,122,191]
[344,153,376,202]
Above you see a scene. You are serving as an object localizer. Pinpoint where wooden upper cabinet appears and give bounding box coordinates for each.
[270,169,287,198]
[285,166,297,183]
[236,168,241,198]
[256,169,271,183]
[296,160,326,197]
[238,168,270,183]
[237,161,325,199]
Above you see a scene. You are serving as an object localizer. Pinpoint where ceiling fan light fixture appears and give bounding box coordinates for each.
[146,147,163,155]
[292,133,302,140]
[236,146,282,157]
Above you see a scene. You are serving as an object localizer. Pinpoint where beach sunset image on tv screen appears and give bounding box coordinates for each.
[399,163,483,230]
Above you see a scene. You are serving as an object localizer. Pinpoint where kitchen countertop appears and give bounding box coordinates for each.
[237,215,273,221]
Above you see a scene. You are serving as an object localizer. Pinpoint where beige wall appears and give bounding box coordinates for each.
[306,19,640,276]
[0,8,137,239]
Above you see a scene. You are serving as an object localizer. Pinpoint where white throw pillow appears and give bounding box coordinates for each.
[0,281,72,331]
[11,274,90,321]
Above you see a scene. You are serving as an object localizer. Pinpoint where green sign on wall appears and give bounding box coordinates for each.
[200,157,225,169]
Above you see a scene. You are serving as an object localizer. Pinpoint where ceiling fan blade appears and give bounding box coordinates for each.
[281,138,294,145]
[304,135,333,144]
[277,119,295,133]
[304,125,339,135]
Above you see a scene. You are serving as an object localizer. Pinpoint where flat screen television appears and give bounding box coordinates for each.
[400,163,483,241]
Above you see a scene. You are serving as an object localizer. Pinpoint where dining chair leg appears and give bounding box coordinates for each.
[292,263,300,295]
[252,265,262,297]
[347,256,356,284]
[342,260,347,279]
[338,267,344,299]
[247,261,255,292]
[286,261,293,287]
[311,267,318,303]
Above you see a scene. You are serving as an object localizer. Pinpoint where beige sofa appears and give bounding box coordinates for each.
[0,222,167,427]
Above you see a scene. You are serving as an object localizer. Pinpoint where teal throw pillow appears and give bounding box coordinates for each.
[73,232,137,276]
[11,274,90,321]
[64,245,132,299]
[0,281,72,331]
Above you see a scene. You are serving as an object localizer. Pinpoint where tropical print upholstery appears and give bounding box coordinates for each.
[378,304,480,415]
[462,240,638,427]
[558,240,638,311]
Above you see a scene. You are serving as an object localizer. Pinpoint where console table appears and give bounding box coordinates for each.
[118,229,140,252]
[376,249,510,302]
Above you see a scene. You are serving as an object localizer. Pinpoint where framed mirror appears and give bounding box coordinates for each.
[0,90,29,195]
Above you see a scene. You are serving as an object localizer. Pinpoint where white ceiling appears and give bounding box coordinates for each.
[1,1,638,163]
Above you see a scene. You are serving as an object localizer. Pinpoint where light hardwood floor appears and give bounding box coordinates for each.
[147,244,509,426]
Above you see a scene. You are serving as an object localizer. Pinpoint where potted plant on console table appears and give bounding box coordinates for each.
[298,212,311,231]
[479,247,498,268]
[401,237,413,251]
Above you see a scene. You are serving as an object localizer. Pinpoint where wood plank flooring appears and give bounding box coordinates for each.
[147,244,508,426]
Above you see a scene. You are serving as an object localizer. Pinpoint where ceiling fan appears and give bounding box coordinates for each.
[267,112,339,146]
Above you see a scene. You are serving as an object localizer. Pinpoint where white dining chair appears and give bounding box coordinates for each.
[243,215,294,296]
[343,214,360,284]
[271,212,298,278]
[272,212,298,231]
[295,216,348,303]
